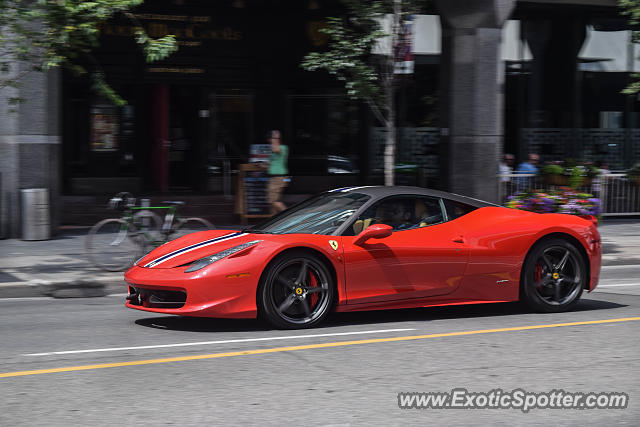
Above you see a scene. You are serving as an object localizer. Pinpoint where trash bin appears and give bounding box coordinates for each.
[21,188,50,240]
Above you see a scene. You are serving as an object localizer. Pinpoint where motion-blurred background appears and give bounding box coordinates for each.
[1,0,639,239]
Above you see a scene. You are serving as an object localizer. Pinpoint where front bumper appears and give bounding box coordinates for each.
[124,265,260,318]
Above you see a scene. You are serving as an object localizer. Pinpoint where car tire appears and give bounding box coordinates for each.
[521,238,586,312]
[258,251,335,329]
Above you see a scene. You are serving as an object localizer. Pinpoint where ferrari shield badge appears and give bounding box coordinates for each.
[329,240,339,251]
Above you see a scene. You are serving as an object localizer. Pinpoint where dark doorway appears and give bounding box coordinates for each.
[169,86,200,191]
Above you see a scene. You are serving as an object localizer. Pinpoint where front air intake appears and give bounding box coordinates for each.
[127,285,186,309]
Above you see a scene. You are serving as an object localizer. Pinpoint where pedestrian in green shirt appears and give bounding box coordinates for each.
[266,130,289,214]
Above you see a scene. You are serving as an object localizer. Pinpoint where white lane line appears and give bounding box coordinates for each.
[0,294,127,302]
[23,328,416,356]
[0,297,55,302]
[597,283,640,288]
[601,265,640,269]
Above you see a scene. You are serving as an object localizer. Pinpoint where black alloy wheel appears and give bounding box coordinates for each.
[258,252,334,329]
[521,238,586,312]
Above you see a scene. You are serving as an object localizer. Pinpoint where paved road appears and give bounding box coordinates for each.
[1,277,639,426]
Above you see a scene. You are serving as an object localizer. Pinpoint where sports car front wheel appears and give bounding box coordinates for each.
[521,238,586,312]
[258,252,335,329]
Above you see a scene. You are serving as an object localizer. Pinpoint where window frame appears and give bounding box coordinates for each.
[341,194,448,236]
[442,198,478,221]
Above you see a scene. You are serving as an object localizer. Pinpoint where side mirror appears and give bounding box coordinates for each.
[354,224,393,246]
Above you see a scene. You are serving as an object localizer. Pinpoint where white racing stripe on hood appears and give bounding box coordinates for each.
[144,232,248,268]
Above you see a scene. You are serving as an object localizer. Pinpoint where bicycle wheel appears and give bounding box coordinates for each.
[170,217,214,240]
[132,210,163,240]
[86,218,142,272]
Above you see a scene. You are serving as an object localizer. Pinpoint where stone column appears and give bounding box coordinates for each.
[436,0,515,203]
[0,63,61,238]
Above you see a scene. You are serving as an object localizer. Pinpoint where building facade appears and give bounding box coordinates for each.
[1,0,635,237]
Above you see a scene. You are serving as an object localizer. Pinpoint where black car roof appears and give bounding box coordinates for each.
[328,186,497,208]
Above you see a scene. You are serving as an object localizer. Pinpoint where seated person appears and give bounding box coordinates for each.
[414,200,428,227]
[378,200,414,230]
[352,199,412,234]
[352,197,446,234]
[413,199,443,228]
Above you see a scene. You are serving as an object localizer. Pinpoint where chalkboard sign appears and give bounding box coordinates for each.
[236,163,273,224]
[244,170,270,215]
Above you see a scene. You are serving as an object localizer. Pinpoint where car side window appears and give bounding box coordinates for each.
[345,195,444,235]
[443,199,477,220]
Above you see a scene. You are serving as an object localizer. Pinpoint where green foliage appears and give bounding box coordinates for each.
[301,2,387,103]
[301,0,420,122]
[621,0,640,26]
[542,160,601,180]
[301,0,423,186]
[621,0,640,94]
[302,26,384,102]
[622,74,640,95]
[542,164,564,175]
[568,166,584,189]
[133,28,177,62]
[0,0,178,105]
[91,72,125,106]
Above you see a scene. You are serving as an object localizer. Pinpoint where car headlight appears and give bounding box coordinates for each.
[184,240,262,273]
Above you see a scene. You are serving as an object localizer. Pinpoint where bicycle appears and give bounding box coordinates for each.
[86,192,214,271]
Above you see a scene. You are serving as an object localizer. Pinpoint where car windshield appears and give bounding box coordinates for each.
[248,192,371,235]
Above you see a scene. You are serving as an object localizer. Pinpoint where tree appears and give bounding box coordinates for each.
[0,0,177,106]
[302,0,420,186]
[621,0,640,94]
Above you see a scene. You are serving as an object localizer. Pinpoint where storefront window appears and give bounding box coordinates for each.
[286,94,360,176]
[90,104,120,152]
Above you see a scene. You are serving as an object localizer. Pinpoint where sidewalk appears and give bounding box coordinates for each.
[0,226,242,298]
[0,228,128,298]
[0,220,638,298]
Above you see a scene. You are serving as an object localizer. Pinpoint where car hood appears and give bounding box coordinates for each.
[136,230,263,269]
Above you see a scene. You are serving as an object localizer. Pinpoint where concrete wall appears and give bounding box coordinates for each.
[0,62,61,238]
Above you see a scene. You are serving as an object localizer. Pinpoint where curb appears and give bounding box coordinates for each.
[0,276,126,299]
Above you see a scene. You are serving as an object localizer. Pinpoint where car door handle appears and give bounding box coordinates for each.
[452,236,465,244]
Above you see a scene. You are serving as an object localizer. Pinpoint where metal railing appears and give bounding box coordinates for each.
[599,174,640,217]
[497,173,640,217]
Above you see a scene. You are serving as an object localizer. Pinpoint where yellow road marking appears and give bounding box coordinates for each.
[2,316,639,379]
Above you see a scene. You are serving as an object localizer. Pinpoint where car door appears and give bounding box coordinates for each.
[341,195,469,305]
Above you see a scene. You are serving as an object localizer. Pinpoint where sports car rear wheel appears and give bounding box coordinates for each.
[258,252,334,329]
[521,238,585,312]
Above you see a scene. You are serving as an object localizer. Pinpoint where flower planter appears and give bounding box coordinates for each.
[506,189,600,219]
[543,174,569,186]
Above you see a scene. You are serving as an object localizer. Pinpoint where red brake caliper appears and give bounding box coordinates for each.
[534,262,543,288]
[308,271,319,309]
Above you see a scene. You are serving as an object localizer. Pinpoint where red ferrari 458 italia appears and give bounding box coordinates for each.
[124,186,601,329]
